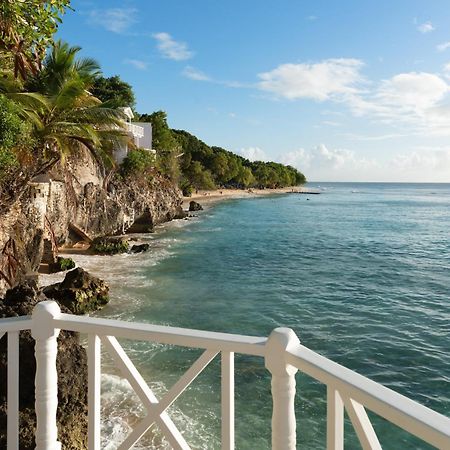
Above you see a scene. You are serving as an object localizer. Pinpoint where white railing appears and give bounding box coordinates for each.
[1,300,450,450]
[125,122,144,139]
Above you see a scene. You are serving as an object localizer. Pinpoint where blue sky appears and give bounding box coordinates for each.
[58,0,450,181]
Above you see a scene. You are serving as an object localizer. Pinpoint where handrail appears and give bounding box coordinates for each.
[2,307,450,449]
[54,313,267,356]
[0,316,33,332]
[286,346,450,449]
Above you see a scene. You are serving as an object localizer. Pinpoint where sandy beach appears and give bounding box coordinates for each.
[182,186,313,209]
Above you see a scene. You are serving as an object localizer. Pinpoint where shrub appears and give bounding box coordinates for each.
[49,256,76,273]
[91,237,129,255]
[120,148,155,176]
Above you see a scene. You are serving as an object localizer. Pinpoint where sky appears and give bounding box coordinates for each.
[57,0,450,182]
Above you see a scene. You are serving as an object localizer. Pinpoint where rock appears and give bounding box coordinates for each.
[91,236,129,255]
[0,281,88,450]
[48,256,76,273]
[43,267,109,315]
[130,243,150,253]
[189,200,203,211]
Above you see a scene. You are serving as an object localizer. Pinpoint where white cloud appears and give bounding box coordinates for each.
[153,32,193,61]
[182,66,210,81]
[307,15,318,21]
[387,148,450,181]
[278,143,450,182]
[376,72,448,110]
[238,147,269,162]
[437,41,450,52]
[257,58,365,101]
[88,8,137,33]
[417,21,435,33]
[280,144,378,181]
[123,59,148,70]
[345,71,450,134]
[443,62,450,79]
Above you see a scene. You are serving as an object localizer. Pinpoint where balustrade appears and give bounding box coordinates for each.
[1,301,449,449]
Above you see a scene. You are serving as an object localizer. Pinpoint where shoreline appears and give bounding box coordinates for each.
[182,186,312,209]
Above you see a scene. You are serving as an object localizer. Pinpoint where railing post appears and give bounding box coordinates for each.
[31,301,61,450]
[265,328,300,450]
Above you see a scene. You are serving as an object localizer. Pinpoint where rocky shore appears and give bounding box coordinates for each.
[0,268,110,449]
[0,146,185,296]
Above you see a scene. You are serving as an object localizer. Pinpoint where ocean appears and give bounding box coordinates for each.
[43,182,450,449]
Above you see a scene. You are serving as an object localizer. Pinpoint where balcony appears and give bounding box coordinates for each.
[1,300,450,450]
[125,122,144,139]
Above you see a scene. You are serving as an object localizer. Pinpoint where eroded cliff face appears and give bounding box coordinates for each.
[0,146,185,294]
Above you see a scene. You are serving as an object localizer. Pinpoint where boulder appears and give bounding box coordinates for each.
[130,243,150,253]
[189,200,203,211]
[48,256,76,274]
[43,267,109,315]
[91,236,129,255]
[0,281,88,449]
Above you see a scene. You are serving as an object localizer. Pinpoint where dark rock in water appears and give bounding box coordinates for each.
[43,267,109,314]
[48,256,76,274]
[0,281,88,449]
[130,243,150,253]
[91,236,129,254]
[189,200,203,211]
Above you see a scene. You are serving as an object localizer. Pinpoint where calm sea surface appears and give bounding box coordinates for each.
[58,183,450,449]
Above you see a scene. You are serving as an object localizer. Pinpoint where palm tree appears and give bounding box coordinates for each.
[0,40,128,209]
[2,41,127,170]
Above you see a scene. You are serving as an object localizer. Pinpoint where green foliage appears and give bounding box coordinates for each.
[49,256,76,273]
[0,148,18,181]
[172,128,306,190]
[0,95,33,181]
[181,183,193,197]
[139,111,181,182]
[186,161,216,190]
[92,238,129,255]
[121,148,155,176]
[140,111,177,151]
[2,41,127,168]
[58,257,76,271]
[0,95,27,150]
[0,0,72,78]
[91,75,136,109]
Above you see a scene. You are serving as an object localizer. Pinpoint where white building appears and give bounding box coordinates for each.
[114,107,155,164]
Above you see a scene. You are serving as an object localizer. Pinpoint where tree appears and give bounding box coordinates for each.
[0,41,126,209]
[141,111,181,181]
[0,0,71,78]
[91,76,136,109]
[141,111,177,151]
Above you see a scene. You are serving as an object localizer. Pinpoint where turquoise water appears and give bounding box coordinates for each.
[69,183,450,449]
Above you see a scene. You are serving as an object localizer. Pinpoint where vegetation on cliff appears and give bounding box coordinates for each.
[133,110,306,192]
[0,41,127,211]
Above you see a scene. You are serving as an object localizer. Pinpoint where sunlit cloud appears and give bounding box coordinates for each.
[153,32,193,61]
[437,41,450,52]
[87,8,137,33]
[238,147,269,162]
[182,66,211,81]
[257,59,365,101]
[123,59,148,70]
[417,21,434,33]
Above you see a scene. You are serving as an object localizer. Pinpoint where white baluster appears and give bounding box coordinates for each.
[265,328,300,450]
[88,334,101,450]
[327,387,344,450]
[31,301,61,450]
[221,351,235,450]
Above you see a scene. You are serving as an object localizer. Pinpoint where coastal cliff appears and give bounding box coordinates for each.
[0,145,185,295]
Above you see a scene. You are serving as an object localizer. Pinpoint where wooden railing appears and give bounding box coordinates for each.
[1,301,450,449]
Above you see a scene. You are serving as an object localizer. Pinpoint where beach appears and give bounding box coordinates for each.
[182,186,313,208]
